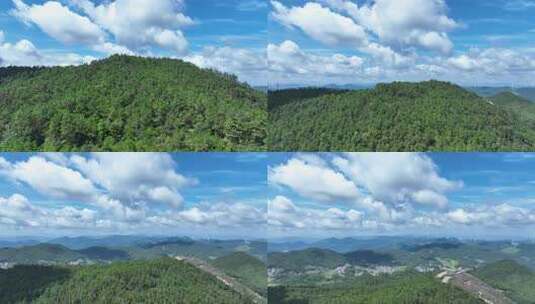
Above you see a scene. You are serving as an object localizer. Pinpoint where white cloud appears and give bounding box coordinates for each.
[183,46,266,83]
[0,193,98,229]
[271,1,367,47]
[0,32,95,66]
[11,0,106,45]
[268,40,364,76]
[0,156,98,201]
[71,0,194,54]
[268,195,364,230]
[152,202,266,228]
[333,153,462,208]
[448,48,535,74]
[447,204,535,226]
[322,0,458,54]
[71,153,193,209]
[268,154,360,202]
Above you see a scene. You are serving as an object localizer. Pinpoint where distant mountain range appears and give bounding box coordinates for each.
[268,237,535,304]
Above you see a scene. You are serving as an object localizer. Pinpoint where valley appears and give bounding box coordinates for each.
[267,237,535,304]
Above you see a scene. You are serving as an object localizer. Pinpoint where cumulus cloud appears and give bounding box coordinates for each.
[71,0,194,54]
[268,40,364,76]
[267,153,470,233]
[268,195,365,230]
[0,32,94,66]
[448,48,535,74]
[0,156,98,201]
[11,0,106,45]
[271,1,367,47]
[268,154,360,202]
[151,202,266,228]
[70,153,193,209]
[0,193,97,229]
[333,153,462,209]
[0,153,266,233]
[447,204,535,226]
[183,46,266,83]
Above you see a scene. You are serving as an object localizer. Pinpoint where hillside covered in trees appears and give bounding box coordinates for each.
[268,272,482,304]
[473,260,535,304]
[268,81,535,151]
[0,55,266,151]
[0,258,254,304]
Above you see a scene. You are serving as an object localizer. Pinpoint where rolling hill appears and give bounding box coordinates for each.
[268,271,482,304]
[473,260,535,304]
[0,257,254,304]
[212,252,267,296]
[268,80,535,151]
[0,55,266,151]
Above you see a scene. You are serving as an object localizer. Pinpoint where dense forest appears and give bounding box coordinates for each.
[268,81,535,151]
[268,271,481,304]
[0,258,254,304]
[473,260,535,304]
[213,252,267,297]
[0,55,266,151]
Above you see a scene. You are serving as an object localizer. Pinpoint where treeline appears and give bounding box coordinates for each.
[268,81,535,151]
[0,258,254,304]
[0,55,266,151]
[268,271,482,304]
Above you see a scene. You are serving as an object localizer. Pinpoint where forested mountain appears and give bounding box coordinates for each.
[0,258,254,304]
[0,55,266,151]
[212,252,267,297]
[491,92,535,127]
[473,260,535,304]
[0,238,267,265]
[268,272,482,304]
[268,81,535,151]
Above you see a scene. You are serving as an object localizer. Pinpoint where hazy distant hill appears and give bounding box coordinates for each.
[0,238,267,266]
[0,258,253,304]
[469,86,535,102]
[0,55,266,151]
[269,80,535,151]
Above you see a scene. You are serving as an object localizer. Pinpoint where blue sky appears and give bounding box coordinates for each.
[0,0,267,85]
[268,153,535,240]
[0,153,267,239]
[268,0,535,86]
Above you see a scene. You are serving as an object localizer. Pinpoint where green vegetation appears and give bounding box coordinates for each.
[0,258,253,304]
[213,252,267,297]
[0,55,266,151]
[268,271,482,304]
[473,260,535,304]
[269,81,535,151]
[268,248,346,272]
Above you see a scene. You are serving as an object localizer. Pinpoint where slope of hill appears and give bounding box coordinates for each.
[0,258,253,304]
[212,252,267,296]
[269,80,535,151]
[0,244,84,264]
[491,92,535,127]
[268,271,482,304]
[0,55,266,151]
[473,260,535,304]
